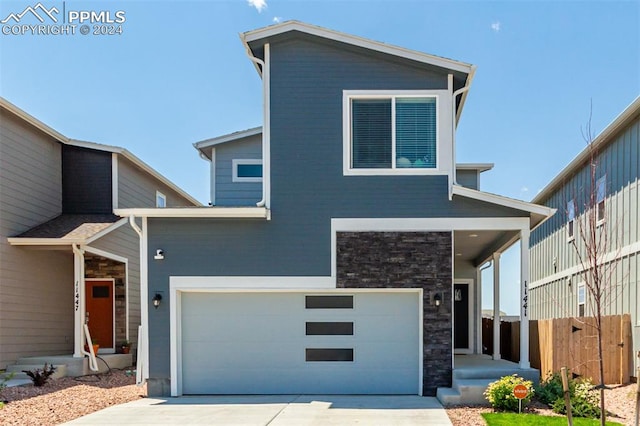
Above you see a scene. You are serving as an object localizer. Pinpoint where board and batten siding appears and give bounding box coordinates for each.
[88,223,141,349]
[213,134,262,206]
[0,110,73,369]
[117,156,195,208]
[529,111,640,372]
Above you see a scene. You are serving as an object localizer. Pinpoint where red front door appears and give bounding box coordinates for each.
[85,280,114,349]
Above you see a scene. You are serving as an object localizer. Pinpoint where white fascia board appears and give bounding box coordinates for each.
[532,96,640,204]
[452,185,556,218]
[85,218,128,244]
[455,65,476,126]
[455,163,494,172]
[0,97,69,142]
[193,127,262,151]
[242,21,473,74]
[114,207,270,219]
[7,238,83,246]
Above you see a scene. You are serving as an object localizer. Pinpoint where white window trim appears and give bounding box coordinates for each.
[156,191,167,208]
[232,159,263,183]
[577,281,586,316]
[567,199,575,242]
[342,90,447,176]
[596,175,606,226]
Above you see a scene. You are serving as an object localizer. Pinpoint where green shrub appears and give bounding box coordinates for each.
[484,374,534,412]
[536,372,566,406]
[537,371,601,419]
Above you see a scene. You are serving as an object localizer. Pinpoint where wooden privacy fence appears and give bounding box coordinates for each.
[483,314,633,384]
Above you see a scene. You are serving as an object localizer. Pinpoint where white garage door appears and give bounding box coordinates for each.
[180,291,420,394]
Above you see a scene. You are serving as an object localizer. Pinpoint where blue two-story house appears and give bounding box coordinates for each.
[116,21,554,400]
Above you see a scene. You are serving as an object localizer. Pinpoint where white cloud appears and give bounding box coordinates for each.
[273,16,282,23]
[247,0,267,13]
[520,186,529,193]
[491,21,501,32]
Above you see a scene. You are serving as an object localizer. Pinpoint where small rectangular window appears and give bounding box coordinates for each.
[305,295,353,309]
[578,283,586,317]
[305,348,354,362]
[596,176,606,223]
[232,159,263,182]
[306,322,354,335]
[92,286,110,298]
[567,199,575,240]
[156,191,166,208]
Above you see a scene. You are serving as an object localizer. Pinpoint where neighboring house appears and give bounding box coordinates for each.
[0,98,199,372]
[530,97,640,371]
[116,21,554,399]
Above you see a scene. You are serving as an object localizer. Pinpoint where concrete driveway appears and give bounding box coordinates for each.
[64,395,452,425]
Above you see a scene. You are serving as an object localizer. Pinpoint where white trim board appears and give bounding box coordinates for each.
[114,207,270,219]
[530,240,640,289]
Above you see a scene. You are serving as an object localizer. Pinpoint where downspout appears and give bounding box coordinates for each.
[127,215,148,385]
[448,66,476,200]
[243,43,270,208]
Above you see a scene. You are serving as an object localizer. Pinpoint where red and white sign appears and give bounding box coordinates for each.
[513,384,528,399]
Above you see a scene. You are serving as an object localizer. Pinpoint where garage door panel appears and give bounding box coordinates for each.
[181,291,419,395]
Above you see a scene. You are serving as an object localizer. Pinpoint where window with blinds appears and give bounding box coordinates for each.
[350,96,437,170]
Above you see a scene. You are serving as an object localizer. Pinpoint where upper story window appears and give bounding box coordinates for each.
[596,175,606,224]
[577,282,586,316]
[232,159,263,183]
[343,91,441,175]
[567,199,575,241]
[156,191,166,208]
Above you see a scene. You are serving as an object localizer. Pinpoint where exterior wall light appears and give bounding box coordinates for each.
[434,293,442,307]
[152,293,163,309]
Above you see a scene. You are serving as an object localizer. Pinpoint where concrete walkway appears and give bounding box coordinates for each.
[64,395,452,425]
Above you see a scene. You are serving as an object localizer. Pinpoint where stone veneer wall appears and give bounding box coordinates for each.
[336,231,452,396]
[85,255,126,347]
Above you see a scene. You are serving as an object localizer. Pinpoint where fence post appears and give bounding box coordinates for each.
[561,367,573,426]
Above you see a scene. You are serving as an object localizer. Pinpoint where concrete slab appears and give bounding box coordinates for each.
[63,395,452,425]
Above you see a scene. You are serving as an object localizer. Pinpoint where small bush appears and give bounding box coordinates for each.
[537,371,601,419]
[23,364,56,387]
[536,372,565,406]
[550,379,601,419]
[0,371,13,409]
[484,374,534,412]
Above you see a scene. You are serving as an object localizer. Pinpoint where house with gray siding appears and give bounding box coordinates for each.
[530,97,640,373]
[116,21,554,401]
[0,97,199,376]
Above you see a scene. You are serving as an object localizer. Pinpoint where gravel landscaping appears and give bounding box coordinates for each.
[0,369,146,425]
[446,383,637,426]
[0,370,636,426]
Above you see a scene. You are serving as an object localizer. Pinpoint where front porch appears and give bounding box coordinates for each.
[3,353,133,384]
[437,354,540,405]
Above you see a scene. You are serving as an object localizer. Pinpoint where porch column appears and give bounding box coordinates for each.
[72,244,86,357]
[492,252,501,360]
[519,228,530,369]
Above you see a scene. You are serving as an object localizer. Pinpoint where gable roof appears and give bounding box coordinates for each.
[532,96,640,205]
[240,20,476,124]
[0,97,201,206]
[194,126,261,160]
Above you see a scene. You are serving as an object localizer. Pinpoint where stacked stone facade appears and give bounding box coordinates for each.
[336,231,452,396]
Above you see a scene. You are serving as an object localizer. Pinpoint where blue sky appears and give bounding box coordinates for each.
[1,0,638,314]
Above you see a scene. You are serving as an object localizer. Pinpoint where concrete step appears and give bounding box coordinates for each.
[453,367,540,384]
[6,364,67,379]
[452,378,494,405]
[436,387,461,405]
[1,371,30,381]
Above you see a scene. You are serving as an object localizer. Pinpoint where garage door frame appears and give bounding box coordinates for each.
[169,276,423,396]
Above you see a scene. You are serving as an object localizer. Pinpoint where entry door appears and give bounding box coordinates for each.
[454,282,472,354]
[85,279,114,349]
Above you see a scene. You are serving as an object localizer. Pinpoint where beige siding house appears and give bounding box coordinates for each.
[0,97,199,374]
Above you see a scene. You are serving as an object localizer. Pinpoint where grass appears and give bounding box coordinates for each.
[481,413,624,426]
